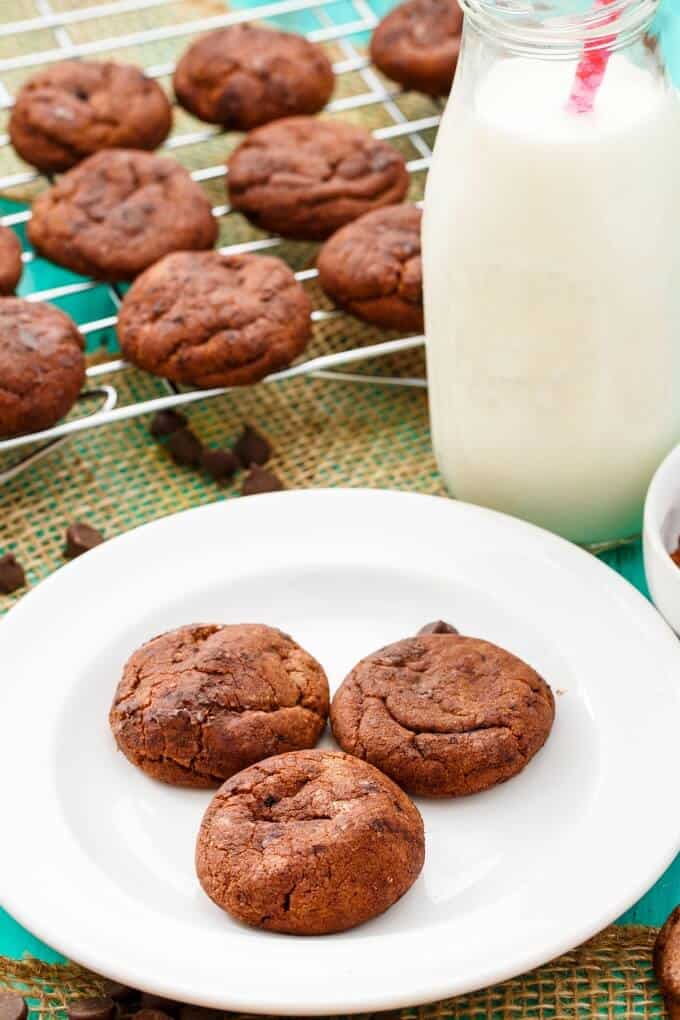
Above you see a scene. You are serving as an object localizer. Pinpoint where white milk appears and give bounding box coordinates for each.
[423,54,680,544]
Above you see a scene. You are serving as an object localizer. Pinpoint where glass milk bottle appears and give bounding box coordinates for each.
[423,0,680,545]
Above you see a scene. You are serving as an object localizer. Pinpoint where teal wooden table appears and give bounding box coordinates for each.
[1,0,679,967]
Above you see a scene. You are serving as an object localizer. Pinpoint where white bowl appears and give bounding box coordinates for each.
[643,442,680,634]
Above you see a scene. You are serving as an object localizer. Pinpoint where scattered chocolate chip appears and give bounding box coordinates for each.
[0,553,26,594]
[167,427,203,467]
[233,424,271,467]
[65,521,105,559]
[67,998,116,1020]
[201,447,239,483]
[0,993,28,1020]
[139,994,181,1016]
[241,465,284,496]
[417,620,459,635]
[178,1008,224,1020]
[100,981,139,1005]
[149,408,188,438]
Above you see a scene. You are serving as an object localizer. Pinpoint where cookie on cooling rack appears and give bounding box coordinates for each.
[331,633,555,797]
[117,250,311,387]
[370,0,463,97]
[109,624,330,787]
[0,225,23,295]
[9,61,172,174]
[195,749,425,934]
[174,25,334,130]
[317,204,423,331]
[227,116,410,240]
[0,298,85,438]
[28,149,217,282]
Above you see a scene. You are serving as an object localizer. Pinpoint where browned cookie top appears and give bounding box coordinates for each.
[370,0,463,97]
[28,149,217,282]
[317,204,423,331]
[0,298,85,438]
[109,624,330,788]
[227,117,410,240]
[117,251,311,388]
[331,634,555,797]
[655,906,680,1017]
[0,226,23,295]
[174,25,334,130]
[10,61,172,174]
[195,749,425,934]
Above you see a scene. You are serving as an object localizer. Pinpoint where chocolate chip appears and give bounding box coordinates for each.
[0,993,28,1020]
[233,424,271,467]
[417,620,459,635]
[65,522,105,559]
[67,998,116,1020]
[139,994,181,1016]
[149,409,187,438]
[100,981,139,1005]
[131,1011,175,1020]
[167,427,203,467]
[0,553,25,594]
[178,1008,224,1020]
[241,465,284,496]
[201,448,239,483]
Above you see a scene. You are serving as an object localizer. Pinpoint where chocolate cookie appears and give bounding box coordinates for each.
[9,61,172,174]
[109,624,330,787]
[370,0,463,97]
[0,298,85,438]
[227,117,410,240]
[195,749,425,934]
[28,149,217,282]
[331,633,555,797]
[174,25,334,131]
[655,906,680,1019]
[117,251,311,387]
[317,204,423,331]
[0,227,23,295]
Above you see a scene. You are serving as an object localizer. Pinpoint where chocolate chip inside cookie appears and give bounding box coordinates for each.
[195,749,425,934]
[331,633,555,797]
[228,116,410,240]
[109,624,330,787]
[174,25,334,130]
[317,204,423,331]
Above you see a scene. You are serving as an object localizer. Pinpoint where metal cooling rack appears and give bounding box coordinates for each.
[0,0,438,481]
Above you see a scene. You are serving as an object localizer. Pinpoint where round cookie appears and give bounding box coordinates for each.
[317,204,423,331]
[28,149,217,282]
[655,906,680,1019]
[117,251,311,387]
[370,0,463,97]
[174,25,334,130]
[227,117,410,240]
[0,298,85,438]
[0,226,23,295]
[10,61,172,174]
[109,624,330,787]
[195,749,425,934]
[331,633,555,797]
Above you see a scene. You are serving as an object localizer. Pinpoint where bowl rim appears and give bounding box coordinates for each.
[643,441,680,585]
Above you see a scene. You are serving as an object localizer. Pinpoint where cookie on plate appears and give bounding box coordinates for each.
[117,251,311,387]
[331,633,555,797]
[317,204,423,331]
[655,906,680,1019]
[227,117,410,240]
[195,749,425,934]
[0,226,23,295]
[10,61,172,173]
[174,25,334,130]
[109,624,330,787]
[370,0,463,97]
[28,149,217,281]
[0,298,85,438]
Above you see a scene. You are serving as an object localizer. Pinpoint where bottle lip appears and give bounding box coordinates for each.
[458,0,659,57]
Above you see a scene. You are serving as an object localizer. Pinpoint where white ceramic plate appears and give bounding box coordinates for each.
[2,489,679,1015]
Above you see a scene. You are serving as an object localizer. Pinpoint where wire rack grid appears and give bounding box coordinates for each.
[0,0,441,481]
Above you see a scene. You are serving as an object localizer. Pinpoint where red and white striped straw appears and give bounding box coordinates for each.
[567,0,620,113]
